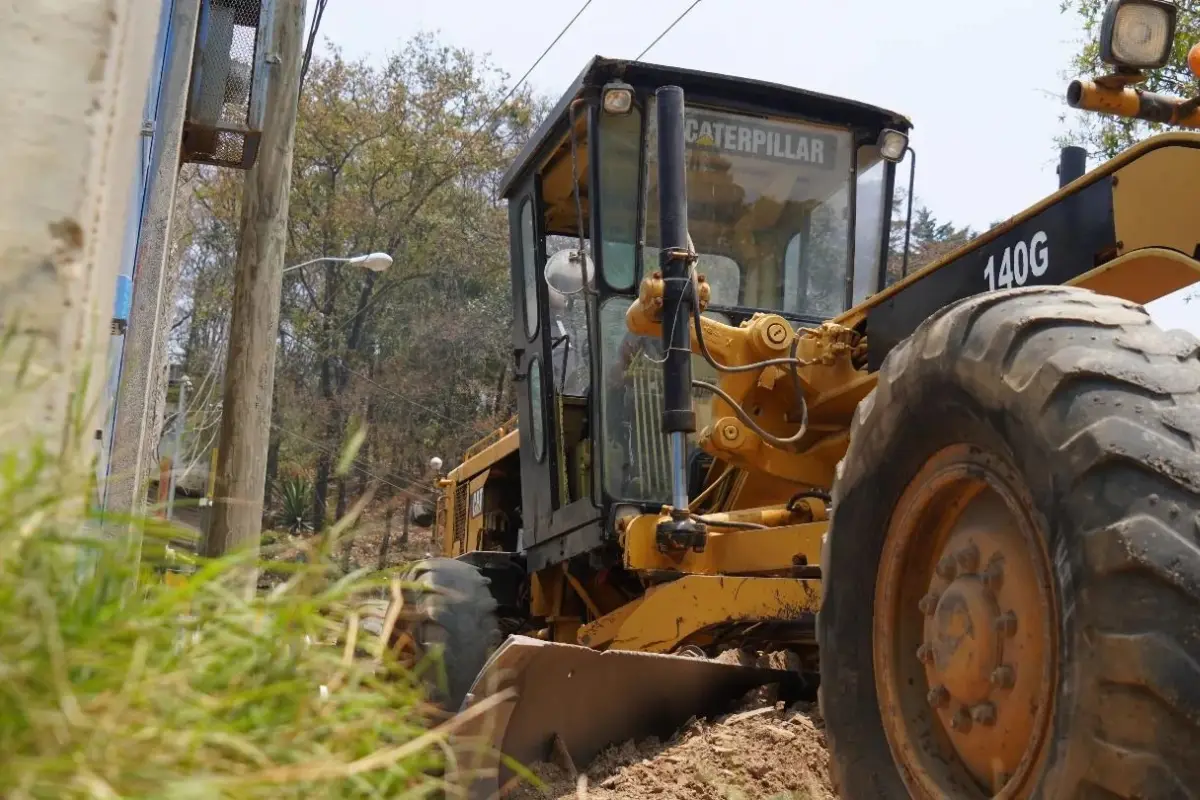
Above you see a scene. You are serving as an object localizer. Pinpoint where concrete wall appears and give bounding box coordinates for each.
[0,1,163,486]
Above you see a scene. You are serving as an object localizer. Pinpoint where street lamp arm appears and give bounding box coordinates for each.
[282,252,392,274]
[282,256,351,273]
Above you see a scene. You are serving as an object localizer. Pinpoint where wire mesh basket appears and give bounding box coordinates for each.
[182,0,269,169]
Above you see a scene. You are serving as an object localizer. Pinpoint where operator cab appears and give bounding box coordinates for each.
[499,56,912,570]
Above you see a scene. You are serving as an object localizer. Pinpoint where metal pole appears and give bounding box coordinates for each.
[104,0,202,550]
[165,376,188,520]
[901,148,917,278]
[1058,146,1087,188]
[653,85,705,552]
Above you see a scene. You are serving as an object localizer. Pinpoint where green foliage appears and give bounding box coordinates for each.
[276,475,316,534]
[1059,0,1200,158]
[884,190,979,284]
[0,428,524,797]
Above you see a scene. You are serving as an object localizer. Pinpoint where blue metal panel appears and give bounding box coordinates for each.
[112,275,134,324]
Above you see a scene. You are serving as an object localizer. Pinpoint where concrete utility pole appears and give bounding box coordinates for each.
[0,1,161,488]
[205,0,306,559]
[105,0,201,531]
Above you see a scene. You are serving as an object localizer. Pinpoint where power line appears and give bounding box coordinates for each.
[475,0,596,134]
[298,0,329,95]
[636,0,705,60]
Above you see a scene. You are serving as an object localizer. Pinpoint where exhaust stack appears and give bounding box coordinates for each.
[654,85,706,552]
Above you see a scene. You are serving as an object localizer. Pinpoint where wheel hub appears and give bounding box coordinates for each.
[927,570,999,706]
[873,445,1056,799]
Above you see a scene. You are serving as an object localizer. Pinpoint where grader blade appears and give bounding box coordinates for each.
[450,635,796,797]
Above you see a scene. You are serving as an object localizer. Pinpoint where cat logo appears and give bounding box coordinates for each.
[683,109,839,170]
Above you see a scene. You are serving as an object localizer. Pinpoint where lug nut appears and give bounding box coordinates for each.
[955,543,980,574]
[916,643,935,664]
[927,685,949,708]
[935,556,957,580]
[950,708,972,732]
[971,702,997,726]
[990,665,1015,689]
[918,591,941,616]
[982,560,1004,591]
[995,611,1018,637]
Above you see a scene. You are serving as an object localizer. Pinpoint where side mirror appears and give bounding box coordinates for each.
[544,248,595,297]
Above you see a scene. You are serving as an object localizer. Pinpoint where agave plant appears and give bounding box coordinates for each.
[276,475,315,534]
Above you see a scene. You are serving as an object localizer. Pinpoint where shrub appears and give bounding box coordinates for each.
[275,475,315,534]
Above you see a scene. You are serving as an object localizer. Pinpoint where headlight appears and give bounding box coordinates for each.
[1100,0,1177,70]
[602,82,635,114]
[877,129,909,163]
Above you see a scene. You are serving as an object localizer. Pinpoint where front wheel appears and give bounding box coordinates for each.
[819,286,1200,798]
[390,557,500,710]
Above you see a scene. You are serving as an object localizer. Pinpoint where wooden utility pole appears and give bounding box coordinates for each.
[205,0,306,559]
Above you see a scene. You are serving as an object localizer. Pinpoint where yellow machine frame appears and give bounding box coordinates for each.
[436,131,1200,658]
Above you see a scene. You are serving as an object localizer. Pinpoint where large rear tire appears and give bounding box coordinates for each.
[818,286,1200,798]
[392,557,500,710]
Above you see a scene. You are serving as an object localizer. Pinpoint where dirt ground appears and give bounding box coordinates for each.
[509,677,835,800]
[189,504,835,800]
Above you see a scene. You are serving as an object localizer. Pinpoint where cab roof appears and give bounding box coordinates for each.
[497,55,913,199]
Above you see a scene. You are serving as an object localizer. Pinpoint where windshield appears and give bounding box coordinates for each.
[646,102,854,319]
[593,97,878,507]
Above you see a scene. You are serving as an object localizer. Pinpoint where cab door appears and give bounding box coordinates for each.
[508,175,555,550]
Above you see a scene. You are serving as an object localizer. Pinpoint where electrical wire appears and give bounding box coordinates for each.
[475,0,596,134]
[692,378,809,449]
[679,264,813,448]
[636,0,706,60]
[685,270,815,374]
[299,0,330,95]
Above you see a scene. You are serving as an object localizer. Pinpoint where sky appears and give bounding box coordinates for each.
[305,0,1197,332]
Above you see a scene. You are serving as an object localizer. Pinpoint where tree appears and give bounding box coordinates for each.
[172,33,546,537]
[884,189,978,285]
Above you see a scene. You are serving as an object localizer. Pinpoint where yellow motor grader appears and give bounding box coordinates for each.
[395,1,1200,796]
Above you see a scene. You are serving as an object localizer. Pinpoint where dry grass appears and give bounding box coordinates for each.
[0,440,496,798]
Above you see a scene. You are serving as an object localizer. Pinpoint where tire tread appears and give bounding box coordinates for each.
[821,286,1200,798]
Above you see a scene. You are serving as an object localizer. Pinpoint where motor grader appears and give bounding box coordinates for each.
[392,2,1200,796]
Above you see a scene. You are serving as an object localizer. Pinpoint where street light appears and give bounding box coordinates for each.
[282,252,392,274]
